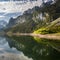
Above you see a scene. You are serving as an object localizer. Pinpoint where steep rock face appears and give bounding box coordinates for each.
[7,12,37,33]
[7,18,16,27]
[8,5,45,32]
[7,6,38,28]
[7,13,33,27]
[6,0,59,33]
[6,5,49,33]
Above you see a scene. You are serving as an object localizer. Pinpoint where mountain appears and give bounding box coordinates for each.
[6,0,60,33]
[34,18,60,34]
[6,5,43,33]
[7,18,16,28]
[6,12,37,33]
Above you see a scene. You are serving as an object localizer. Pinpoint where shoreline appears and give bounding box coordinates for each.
[6,33,60,40]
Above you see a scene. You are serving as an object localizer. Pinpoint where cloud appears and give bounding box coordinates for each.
[0,0,42,22]
[0,16,10,22]
[0,0,42,13]
[0,15,5,17]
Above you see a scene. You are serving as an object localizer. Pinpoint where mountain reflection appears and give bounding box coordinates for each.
[7,36,60,60]
[0,36,60,60]
[0,36,33,60]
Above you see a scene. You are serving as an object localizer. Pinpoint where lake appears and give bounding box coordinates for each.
[0,35,60,60]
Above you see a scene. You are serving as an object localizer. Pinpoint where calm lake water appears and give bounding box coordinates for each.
[0,35,60,60]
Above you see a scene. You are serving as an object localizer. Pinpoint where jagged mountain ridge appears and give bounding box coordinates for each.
[6,0,60,33]
[7,6,41,28]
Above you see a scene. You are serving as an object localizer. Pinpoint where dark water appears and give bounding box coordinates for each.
[0,35,60,60]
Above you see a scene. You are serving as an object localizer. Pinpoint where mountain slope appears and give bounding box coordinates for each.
[34,18,60,34]
[6,12,37,33]
[6,6,43,33]
[8,19,36,33]
[6,0,60,33]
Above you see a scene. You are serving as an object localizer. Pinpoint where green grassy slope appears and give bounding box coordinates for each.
[34,18,60,34]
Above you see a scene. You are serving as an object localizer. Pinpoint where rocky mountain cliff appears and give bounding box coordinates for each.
[6,0,60,33]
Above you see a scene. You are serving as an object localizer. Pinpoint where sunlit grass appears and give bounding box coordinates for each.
[33,18,60,35]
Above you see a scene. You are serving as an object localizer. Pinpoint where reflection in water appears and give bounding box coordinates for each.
[34,37,60,52]
[0,36,60,60]
[0,36,33,60]
[8,36,60,60]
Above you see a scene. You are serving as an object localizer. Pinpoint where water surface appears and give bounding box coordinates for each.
[0,35,60,60]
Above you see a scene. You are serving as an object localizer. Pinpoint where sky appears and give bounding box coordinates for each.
[0,0,54,23]
[0,0,43,22]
